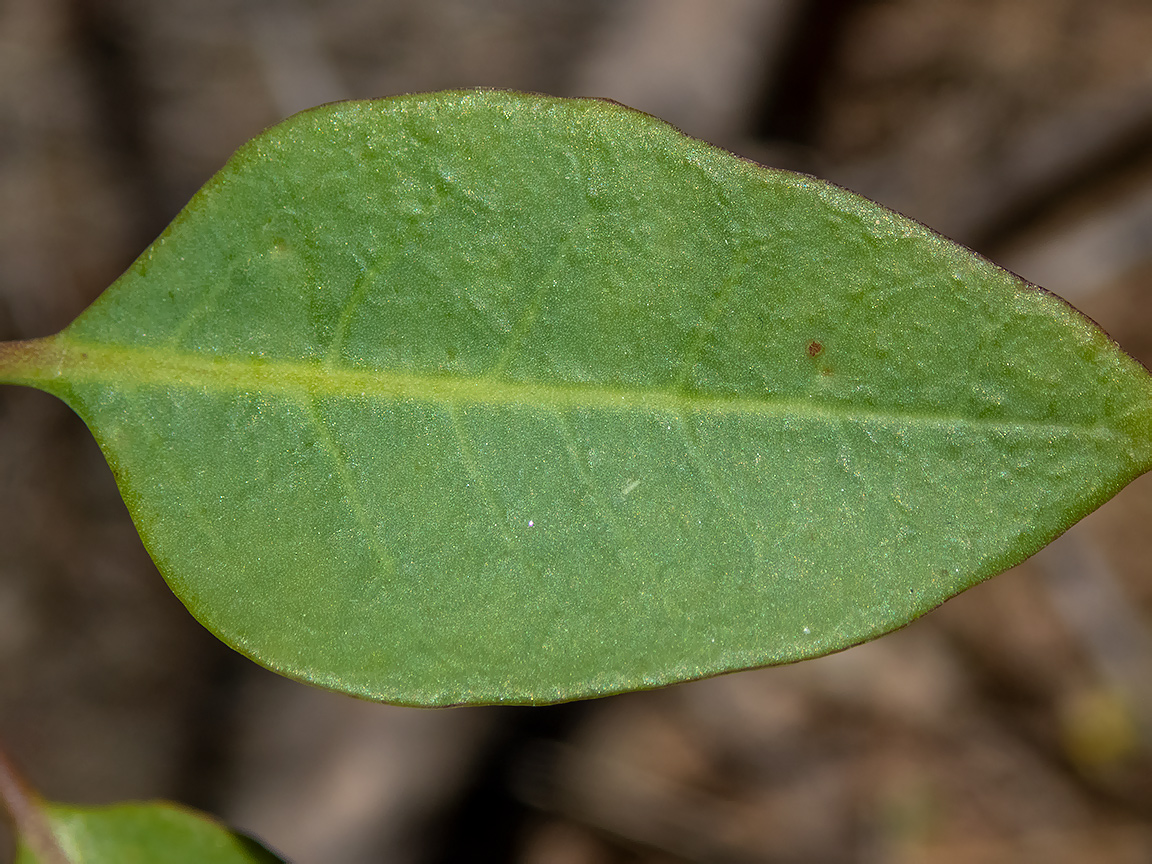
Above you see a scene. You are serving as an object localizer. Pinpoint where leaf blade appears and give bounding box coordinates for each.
[15,802,284,864]
[7,91,1152,704]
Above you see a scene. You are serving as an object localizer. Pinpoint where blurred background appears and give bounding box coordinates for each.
[2,0,1152,861]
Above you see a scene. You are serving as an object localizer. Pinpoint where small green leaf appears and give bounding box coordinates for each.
[2,90,1151,705]
[15,801,284,864]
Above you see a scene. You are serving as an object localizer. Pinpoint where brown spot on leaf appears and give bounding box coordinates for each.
[807,340,823,357]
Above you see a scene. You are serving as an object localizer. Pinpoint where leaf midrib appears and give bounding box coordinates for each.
[12,336,1119,435]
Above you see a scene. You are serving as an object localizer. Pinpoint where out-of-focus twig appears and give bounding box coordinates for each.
[0,744,71,864]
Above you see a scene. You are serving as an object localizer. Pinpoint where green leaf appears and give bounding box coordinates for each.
[2,90,1151,705]
[15,801,284,864]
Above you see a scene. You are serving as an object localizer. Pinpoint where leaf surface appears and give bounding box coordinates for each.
[2,90,1151,705]
[15,801,284,864]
